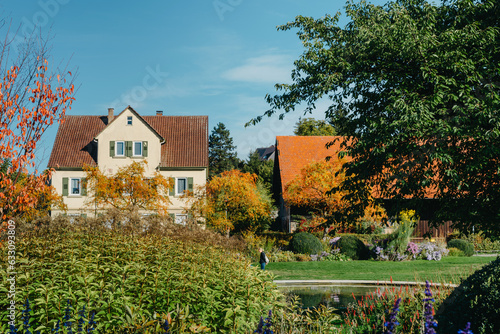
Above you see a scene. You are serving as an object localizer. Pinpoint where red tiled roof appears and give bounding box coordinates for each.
[276,135,437,199]
[276,136,344,192]
[144,116,208,168]
[47,114,208,169]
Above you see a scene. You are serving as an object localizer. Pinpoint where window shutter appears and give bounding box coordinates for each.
[143,141,148,157]
[109,141,115,157]
[169,177,175,196]
[81,178,87,196]
[62,178,68,196]
[169,213,175,222]
[81,213,87,218]
[188,177,193,192]
[126,141,132,157]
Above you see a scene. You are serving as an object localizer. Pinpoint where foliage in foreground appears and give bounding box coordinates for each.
[437,256,500,334]
[0,216,284,333]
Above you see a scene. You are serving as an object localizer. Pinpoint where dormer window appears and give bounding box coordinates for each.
[127,116,133,125]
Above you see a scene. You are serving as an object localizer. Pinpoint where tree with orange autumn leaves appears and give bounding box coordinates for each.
[186,169,273,234]
[284,158,386,234]
[0,27,75,225]
[83,161,173,216]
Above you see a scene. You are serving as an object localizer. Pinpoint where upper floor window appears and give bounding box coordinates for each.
[110,141,148,158]
[176,178,187,195]
[115,141,125,156]
[71,178,81,195]
[127,116,133,125]
[133,141,142,156]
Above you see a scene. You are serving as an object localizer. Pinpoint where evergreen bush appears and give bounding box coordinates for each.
[447,239,475,257]
[437,257,500,334]
[337,235,369,260]
[290,232,323,255]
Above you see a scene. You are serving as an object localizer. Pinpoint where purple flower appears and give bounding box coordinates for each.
[254,316,264,333]
[423,281,438,334]
[458,322,473,334]
[384,297,401,334]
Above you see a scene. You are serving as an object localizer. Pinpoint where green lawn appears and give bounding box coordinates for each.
[267,255,497,283]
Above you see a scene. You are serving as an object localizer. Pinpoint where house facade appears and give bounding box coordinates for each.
[47,106,208,222]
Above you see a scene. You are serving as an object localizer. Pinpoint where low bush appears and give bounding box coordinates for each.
[447,247,465,257]
[437,256,500,334]
[447,239,475,257]
[0,216,285,333]
[337,235,369,260]
[290,232,323,255]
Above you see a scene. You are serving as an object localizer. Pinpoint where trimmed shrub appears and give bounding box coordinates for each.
[290,232,323,255]
[447,239,474,257]
[337,235,369,260]
[437,257,500,334]
[447,247,465,257]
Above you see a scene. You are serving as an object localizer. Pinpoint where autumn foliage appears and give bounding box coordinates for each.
[0,31,75,224]
[284,158,385,233]
[188,169,273,233]
[84,161,173,216]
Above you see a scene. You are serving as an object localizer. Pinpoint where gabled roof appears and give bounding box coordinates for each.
[256,145,276,161]
[47,111,208,169]
[276,136,343,192]
[94,106,164,142]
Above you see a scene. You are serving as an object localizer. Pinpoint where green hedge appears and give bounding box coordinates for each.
[337,235,370,260]
[447,239,475,257]
[290,232,323,255]
[437,257,500,333]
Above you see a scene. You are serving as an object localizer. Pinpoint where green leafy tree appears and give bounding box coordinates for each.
[241,150,274,191]
[249,0,500,236]
[293,118,336,136]
[208,122,240,178]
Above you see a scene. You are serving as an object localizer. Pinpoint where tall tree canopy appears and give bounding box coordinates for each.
[293,118,337,136]
[250,0,500,236]
[241,149,274,191]
[208,122,240,178]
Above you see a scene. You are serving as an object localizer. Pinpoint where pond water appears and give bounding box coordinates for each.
[276,283,392,310]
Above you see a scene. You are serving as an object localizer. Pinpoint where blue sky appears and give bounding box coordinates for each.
[1,0,386,169]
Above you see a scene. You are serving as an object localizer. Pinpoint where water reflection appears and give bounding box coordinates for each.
[278,284,387,309]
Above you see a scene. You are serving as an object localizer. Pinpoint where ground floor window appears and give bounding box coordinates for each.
[175,214,187,225]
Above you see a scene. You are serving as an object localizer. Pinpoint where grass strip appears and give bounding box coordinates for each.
[266,255,497,283]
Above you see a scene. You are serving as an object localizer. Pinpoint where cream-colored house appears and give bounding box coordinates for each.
[47,106,208,223]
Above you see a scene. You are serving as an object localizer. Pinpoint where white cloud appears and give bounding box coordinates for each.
[222,54,293,84]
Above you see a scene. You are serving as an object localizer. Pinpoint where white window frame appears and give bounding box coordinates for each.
[175,177,187,196]
[115,141,125,157]
[175,214,187,226]
[127,116,133,125]
[133,141,143,157]
[70,178,81,196]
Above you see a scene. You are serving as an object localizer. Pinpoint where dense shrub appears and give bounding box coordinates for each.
[290,232,323,255]
[437,257,500,334]
[447,247,465,257]
[337,235,369,260]
[447,239,475,257]
[0,216,284,333]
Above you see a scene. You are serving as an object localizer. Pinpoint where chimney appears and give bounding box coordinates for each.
[156,110,163,116]
[108,108,114,123]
